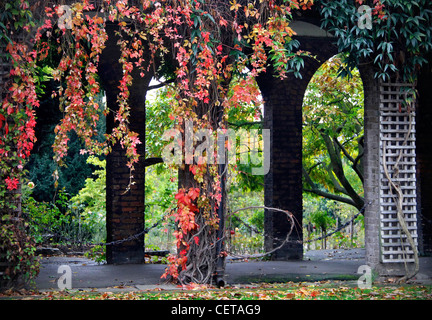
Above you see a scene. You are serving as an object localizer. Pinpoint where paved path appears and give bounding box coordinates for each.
[34,249,432,291]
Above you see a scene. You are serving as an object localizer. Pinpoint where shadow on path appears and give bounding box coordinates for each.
[34,248,432,291]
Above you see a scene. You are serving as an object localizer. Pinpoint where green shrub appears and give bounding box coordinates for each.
[84,245,106,264]
[0,216,39,291]
[70,156,106,243]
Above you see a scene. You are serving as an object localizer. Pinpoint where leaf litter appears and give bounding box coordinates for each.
[1,280,431,300]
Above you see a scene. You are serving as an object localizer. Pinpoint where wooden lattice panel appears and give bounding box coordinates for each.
[379,82,418,263]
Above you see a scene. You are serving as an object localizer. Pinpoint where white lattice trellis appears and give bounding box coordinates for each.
[379,82,418,263]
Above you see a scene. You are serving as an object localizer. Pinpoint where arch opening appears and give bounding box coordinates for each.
[302,53,366,254]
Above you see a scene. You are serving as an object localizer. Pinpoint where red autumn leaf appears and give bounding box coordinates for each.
[189,165,197,175]
[0,114,5,129]
[5,177,19,190]
[188,187,200,200]
[219,17,228,27]
[310,290,320,297]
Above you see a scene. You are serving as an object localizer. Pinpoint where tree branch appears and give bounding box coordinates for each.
[144,157,164,167]
[319,131,365,209]
[302,166,358,208]
[325,163,348,195]
[227,121,263,128]
[333,136,364,183]
[333,137,355,163]
[147,78,175,91]
[353,135,364,183]
[303,188,357,208]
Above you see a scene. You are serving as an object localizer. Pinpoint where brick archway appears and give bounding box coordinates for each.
[256,34,338,260]
[97,19,430,277]
[1,3,431,292]
[255,18,429,277]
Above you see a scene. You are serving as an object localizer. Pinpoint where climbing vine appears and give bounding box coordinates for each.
[1,0,315,286]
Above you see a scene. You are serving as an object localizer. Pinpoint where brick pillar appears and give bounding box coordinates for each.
[99,23,151,264]
[256,37,336,260]
[256,73,304,260]
[359,65,382,269]
[256,65,316,260]
[105,122,147,265]
[361,63,421,275]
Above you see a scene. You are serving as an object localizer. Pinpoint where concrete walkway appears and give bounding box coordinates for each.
[34,249,432,291]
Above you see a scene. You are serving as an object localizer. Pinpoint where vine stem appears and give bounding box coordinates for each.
[227,206,296,260]
[227,203,369,260]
